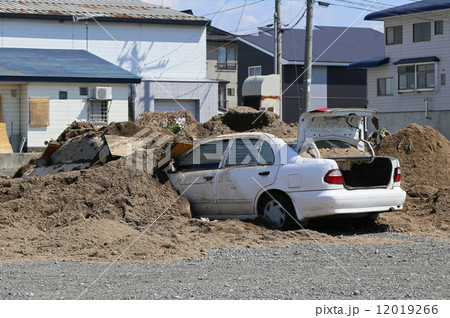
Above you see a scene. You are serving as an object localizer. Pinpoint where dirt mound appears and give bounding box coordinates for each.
[0,156,356,262]
[175,107,298,143]
[376,123,450,188]
[56,121,98,143]
[375,124,450,236]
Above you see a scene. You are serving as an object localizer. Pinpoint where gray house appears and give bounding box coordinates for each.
[238,26,384,123]
[349,0,450,138]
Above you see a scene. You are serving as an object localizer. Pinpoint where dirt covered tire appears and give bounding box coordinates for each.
[259,192,298,230]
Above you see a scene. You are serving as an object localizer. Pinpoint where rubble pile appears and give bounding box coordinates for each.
[375,124,450,234]
[0,112,448,262]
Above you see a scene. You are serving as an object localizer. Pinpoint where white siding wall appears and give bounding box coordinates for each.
[0,18,206,80]
[368,10,450,112]
[26,83,128,148]
[19,85,28,140]
[135,80,218,123]
[0,84,21,150]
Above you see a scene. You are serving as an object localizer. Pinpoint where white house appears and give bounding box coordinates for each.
[0,0,217,123]
[349,0,450,138]
[0,48,140,151]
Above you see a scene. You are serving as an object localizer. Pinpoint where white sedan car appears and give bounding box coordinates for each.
[166,109,406,230]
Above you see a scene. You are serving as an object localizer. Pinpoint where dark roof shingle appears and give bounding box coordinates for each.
[0,48,141,83]
[365,0,450,21]
[240,26,384,64]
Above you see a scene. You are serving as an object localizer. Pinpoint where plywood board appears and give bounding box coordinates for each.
[29,97,50,128]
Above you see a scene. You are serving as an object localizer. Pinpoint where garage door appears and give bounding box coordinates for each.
[154,99,199,121]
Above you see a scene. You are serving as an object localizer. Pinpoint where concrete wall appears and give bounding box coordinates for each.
[0,153,38,169]
[25,83,128,148]
[135,80,218,123]
[372,110,450,139]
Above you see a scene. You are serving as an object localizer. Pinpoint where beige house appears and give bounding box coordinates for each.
[207,26,239,112]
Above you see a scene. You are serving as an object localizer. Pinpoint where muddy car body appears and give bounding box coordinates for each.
[166,109,406,229]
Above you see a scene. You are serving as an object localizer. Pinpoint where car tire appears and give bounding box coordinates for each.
[259,192,298,230]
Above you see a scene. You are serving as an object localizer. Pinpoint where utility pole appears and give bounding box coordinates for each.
[274,0,283,119]
[303,0,314,112]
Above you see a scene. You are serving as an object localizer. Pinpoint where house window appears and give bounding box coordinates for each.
[248,66,262,76]
[398,63,436,91]
[435,20,444,35]
[89,100,109,125]
[441,74,446,86]
[398,65,415,90]
[217,46,237,69]
[377,78,393,96]
[79,87,88,96]
[385,26,402,45]
[59,91,68,100]
[413,22,431,42]
[417,64,435,89]
[227,88,235,96]
[218,84,227,110]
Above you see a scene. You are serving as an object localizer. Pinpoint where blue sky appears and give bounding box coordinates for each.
[145,0,413,34]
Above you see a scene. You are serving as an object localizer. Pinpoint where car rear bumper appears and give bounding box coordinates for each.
[288,187,406,220]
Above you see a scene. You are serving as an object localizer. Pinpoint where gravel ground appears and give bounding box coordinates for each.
[0,232,448,300]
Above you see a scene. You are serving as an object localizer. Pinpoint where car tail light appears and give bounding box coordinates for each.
[394,168,401,182]
[324,169,343,184]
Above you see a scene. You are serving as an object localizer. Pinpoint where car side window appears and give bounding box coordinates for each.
[178,140,229,171]
[226,138,274,167]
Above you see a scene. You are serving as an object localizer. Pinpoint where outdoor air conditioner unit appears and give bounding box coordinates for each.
[94,87,112,100]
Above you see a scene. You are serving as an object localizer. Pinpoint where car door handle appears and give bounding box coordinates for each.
[258,171,270,176]
[203,175,214,181]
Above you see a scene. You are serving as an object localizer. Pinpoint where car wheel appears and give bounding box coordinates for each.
[260,192,297,230]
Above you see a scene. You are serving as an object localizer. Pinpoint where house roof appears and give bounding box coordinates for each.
[393,56,440,65]
[0,48,141,84]
[0,0,208,25]
[239,26,384,65]
[347,56,390,70]
[207,26,237,43]
[365,0,450,21]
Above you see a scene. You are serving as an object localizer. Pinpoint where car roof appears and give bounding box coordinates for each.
[215,132,275,139]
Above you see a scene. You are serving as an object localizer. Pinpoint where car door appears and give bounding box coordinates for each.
[216,137,278,215]
[171,139,229,215]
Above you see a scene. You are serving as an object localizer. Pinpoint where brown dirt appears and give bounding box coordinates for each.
[1,118,448,263]
[376,123,450,188]
[175,106,298,143]
[0,157,407,263]
[375,124,450,237]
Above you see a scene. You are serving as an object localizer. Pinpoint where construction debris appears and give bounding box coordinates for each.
[0,111,448,262]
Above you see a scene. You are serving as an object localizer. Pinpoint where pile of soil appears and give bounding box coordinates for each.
[376,123,450,188]
[2,157,375,262]
[375,124,450,235]
[175,106,298,144]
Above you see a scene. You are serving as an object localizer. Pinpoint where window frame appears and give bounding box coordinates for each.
[178,140,229,171]
[248,65,262,77]
[88,100,109,125]
[224,138,275,168]
[59,91,68,100]
[377,77,394,96]
[397,62,437,93]
[385,25,403,45]
[217,46,237,70]
[435,20,444,35]
[413,22,431,42]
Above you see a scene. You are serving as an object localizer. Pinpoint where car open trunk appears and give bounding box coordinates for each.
[297,108,398,189]
[334,157,393,189]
